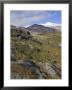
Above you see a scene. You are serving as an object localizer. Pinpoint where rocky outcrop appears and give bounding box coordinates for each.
[11,60,61,79]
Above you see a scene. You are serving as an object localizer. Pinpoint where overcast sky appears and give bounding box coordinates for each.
[10,10,61,27]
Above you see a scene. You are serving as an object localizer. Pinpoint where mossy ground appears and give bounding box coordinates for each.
[11,30,61,65]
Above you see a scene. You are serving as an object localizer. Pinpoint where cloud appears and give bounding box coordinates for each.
[10,12,44,27]
[41,22,61,27]
[10,11,61,27]
[24,24,31,28]
[32,15,40,19]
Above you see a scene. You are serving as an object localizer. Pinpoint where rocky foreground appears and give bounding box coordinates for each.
[11,60,61,79]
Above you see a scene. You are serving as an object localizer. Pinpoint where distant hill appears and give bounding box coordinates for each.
[11,24,61,34]
[48,26,61,32]
[26,24,57,33]
[11,25,28,31]
[11,25,17,29]
[41,22,61,32]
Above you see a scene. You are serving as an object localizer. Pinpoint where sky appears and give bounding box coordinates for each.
[10,10,61,27]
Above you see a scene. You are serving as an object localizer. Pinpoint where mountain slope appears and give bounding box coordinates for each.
[26,24,57,33]
[11,25,61,79]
